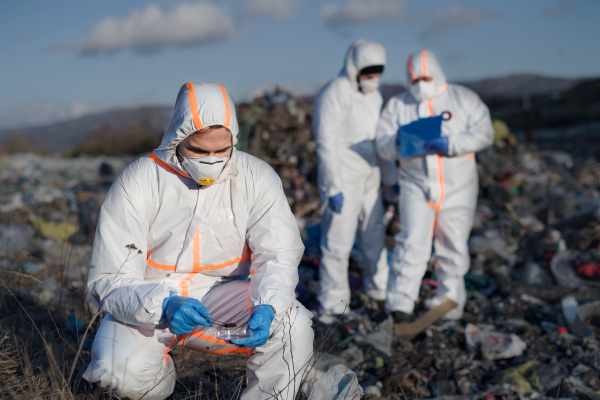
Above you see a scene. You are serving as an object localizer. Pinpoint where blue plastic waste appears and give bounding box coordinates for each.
[15,263,38,274]
[65,314,84,334]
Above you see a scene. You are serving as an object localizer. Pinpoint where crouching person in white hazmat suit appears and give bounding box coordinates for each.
[376,50,493,321]
[82,82,314,399]
[313,40,397,317]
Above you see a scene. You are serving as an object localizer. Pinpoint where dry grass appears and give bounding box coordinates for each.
[0,280,92,399]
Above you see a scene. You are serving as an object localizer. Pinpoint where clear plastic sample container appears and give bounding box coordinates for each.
[215,327,253,341]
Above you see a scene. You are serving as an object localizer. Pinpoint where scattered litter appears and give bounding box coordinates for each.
[0,224,32,255]
[363,382,382,397]
[383,370,430,399]
[307,364,363,400]
[465,323,527,360]
[354,316,393,356]
[395,300,458,340]
[32,218,78,241]
[551,251,583,289]
[65,314,84,334]
[562,296,579,325]
[572,300,600,339]
[496,360,543,394]
[571,364,591,375]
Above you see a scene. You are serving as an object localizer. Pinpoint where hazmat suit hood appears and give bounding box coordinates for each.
[407,50,447,103]
[340,40,386,91]
[153,82,240,183]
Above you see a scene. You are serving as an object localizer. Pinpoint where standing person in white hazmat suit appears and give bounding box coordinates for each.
[376,50,493,320]
[313,40,397,316]
[82,82,314,400]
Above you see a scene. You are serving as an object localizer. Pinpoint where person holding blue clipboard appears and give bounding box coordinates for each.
[376,50,494,322]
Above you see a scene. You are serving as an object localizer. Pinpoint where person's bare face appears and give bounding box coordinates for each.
[178,127,232,159]
[359,72,382,81]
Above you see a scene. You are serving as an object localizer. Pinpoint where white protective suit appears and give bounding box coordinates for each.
[82,82,314,400]
[376,50,493,316]
[313,40,396,315]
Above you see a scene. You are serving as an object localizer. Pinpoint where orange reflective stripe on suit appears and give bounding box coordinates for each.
[164,331,254,360]
[178,229,251,297]
[147,255,177,271]
[186,82,204,131]
[149,152,188,178]
[218,83,231,128]
[407,55,417,80]
[163,336,179,362]
[180,331,254,355]
[425,87,446,235]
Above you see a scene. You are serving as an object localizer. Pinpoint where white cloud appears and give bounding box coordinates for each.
[421,5,503,38]
[0,101,98,129]
[544,0,578,18]
[241,0,298,19]
[320,0,407,28]
[67,2,236,54]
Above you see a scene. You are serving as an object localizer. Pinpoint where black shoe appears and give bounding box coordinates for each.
[370,308,389,324]
[391,311,415,324]
[375,300,387,311]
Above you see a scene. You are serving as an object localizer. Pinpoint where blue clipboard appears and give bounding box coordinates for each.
[399,114,446,159]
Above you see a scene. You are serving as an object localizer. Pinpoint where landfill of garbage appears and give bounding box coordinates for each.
[1,89,600,399]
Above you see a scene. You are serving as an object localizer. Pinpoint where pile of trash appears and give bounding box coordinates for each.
[0,153,132,304]
[0,90,599,399]
[237,89,321,224]
[295,123,600,399]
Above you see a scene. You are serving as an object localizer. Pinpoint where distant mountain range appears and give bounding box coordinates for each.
[0,106,173,153]
[0,74,597,153]
[379,73,591,104]
[459,74,588,100]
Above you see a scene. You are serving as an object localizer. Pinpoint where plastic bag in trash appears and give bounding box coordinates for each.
[465,323,526,360]
[308,364,362,400]
[354,316,393,356]
[561,296,578,325]
[33,218,78,241]
[65,314,84,334]
[0,225,32,255]
[518,261,554,286]
[550,250,582,289]
[571,300,600,339]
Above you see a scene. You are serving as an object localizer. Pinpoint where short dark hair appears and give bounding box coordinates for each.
[360,65,384,76]
[191,125,232,137]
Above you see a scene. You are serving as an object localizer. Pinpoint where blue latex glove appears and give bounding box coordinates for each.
[424,136,449,154]
[229,305,275,348]
[328,193,344,213]
[162,296,213,335]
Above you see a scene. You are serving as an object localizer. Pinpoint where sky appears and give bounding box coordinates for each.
[0,0,598,129]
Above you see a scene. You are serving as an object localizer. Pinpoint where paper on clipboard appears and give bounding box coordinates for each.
[399,115,443,159]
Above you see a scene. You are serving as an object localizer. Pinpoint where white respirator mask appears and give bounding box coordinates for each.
[179,152,229,186]
[409,80,438,103]
[359,77,380,94]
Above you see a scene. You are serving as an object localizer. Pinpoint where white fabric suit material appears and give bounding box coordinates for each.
[313,40,395,314]
[82,82,314,399]
[376,50,494,315]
